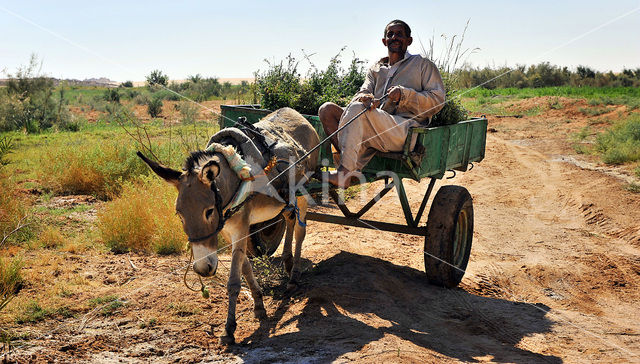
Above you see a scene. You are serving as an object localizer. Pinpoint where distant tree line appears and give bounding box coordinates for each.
[453,62,640,89]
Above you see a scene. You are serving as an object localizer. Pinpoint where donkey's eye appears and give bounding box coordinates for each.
[205,208,214,220]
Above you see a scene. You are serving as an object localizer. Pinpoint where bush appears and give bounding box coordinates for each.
[38,140,149,199]
[120,81,134,88]
[134,94,150,106]
[103,89,120,103]
[147,97,163,118]
[595,116,640,164]
[98,177,185,254]
[178,102,199,124]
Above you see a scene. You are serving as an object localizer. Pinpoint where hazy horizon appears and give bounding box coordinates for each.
[2,1,639,83]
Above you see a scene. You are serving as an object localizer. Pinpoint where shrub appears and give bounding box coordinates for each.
[147,97,163,118]
[595,116,640,164]
[120,81,134,88]
[98,177,185,254]
[178,102,199,124]
[103,89,120,103]
[134,94,150,106]
[0,55,69,133]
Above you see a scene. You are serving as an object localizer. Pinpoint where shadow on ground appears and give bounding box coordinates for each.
[236,251,560,363]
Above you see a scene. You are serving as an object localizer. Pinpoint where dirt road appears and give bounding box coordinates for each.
[5,103,640,363]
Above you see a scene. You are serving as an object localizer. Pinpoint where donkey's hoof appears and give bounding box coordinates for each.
[254,307,267,320]
[285,282,299,295]
[219,334,235,346]
[284,259,293,275]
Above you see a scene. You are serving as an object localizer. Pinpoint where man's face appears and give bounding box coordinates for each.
[382,24,412,55]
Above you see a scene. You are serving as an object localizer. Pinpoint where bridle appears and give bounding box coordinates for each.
[186,168,253,243]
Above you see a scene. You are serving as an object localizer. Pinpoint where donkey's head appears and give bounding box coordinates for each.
[137,151,240,277]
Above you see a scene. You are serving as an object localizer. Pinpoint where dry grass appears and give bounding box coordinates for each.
[37,226,65,249]
[39,141,148,200]
[0,256,23,312]
[97,176,185,255]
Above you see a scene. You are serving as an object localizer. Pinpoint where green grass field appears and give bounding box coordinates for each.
[459,86,640,99]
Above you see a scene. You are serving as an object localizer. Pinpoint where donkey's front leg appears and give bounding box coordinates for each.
[242,255,267,319]
[219,234,247,346]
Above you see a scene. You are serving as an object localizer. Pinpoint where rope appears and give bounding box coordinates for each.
[182,246,209,297]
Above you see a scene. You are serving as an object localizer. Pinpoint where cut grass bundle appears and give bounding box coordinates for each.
[98,176,185,255]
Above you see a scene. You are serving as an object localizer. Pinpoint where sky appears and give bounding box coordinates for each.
[1,1,639,82]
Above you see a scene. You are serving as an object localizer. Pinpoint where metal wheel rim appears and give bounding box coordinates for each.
[452,209,469,267]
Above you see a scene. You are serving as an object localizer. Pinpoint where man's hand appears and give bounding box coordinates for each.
[387,86,402,103]
[358,94,381,109]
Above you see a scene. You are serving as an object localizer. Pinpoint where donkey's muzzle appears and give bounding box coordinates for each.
[191,244,218,277]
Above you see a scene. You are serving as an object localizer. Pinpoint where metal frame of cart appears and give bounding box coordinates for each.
[220,105,488,288]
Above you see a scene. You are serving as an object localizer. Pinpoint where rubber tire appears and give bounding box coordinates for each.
[424,185,473,288]
[248,213,286,257]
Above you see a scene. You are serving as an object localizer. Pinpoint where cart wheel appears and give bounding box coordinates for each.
[248,214,286,257]
[424,185,473,288]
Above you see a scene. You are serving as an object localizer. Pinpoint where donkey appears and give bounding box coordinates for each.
[138,108,319,345]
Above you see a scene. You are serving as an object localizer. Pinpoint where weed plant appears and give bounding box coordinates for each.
[625,183,640,193]
[251,255,288,295]
[88,295,124,316]
[548,98,563,110]
[0,136,14,166]
[579,106,613,117]
[15,301,51,324]
[97,176,185,254]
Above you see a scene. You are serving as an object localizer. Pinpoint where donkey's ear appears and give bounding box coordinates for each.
[199,159,220,185]
[137,152,181,186]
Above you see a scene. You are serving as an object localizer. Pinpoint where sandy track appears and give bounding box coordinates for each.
[5,112,640,363]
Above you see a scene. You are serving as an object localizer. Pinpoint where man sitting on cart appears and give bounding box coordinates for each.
[319,19,446,188]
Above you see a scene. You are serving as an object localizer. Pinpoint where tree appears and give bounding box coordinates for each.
[146,70,168,87]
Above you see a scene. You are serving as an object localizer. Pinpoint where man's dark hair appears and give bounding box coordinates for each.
[385,20,411,37]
